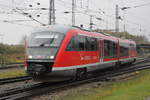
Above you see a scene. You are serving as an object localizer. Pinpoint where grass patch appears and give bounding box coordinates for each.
[0,69,26,78]
[60,70,150,100]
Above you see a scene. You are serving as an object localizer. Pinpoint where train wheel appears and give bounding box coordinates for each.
[75,68,87,80]
[127,62,133,66]
[115,61,121,69]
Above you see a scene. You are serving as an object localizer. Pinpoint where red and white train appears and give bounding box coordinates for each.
[24,25,137,81]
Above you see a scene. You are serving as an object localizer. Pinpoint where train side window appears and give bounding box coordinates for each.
[104,40,110,58]
[120,46,124,57]
[78,35,85,51]
[66,35,98,51]
[85,37,98,51]
[104,40,117,58]
[113,42,118,57]
[130,44,136,52]
[109,41,117,58]
[85,37,91,51]
[66,36,78,51]
[90,37,98,51]
[120,43,129,57]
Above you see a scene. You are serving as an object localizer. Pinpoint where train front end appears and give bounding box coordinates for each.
[25,28,65,79]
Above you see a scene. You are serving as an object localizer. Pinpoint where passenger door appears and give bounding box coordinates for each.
[99,39,104,62]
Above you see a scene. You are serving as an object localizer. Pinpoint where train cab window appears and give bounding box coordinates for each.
[28,32,64,47]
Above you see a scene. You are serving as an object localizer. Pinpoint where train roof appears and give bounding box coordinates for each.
[94,31,136,44]
[31,24,136,44]
[95,32,135,44]
[32,24,76,34]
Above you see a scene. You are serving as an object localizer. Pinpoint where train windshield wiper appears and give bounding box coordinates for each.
[39,38,55,47]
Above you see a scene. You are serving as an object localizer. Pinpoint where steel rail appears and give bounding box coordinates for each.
[0,82,45,100]
[0,64,24,70]
[0,76,31,85]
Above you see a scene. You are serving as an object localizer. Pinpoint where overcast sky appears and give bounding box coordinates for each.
[0,0,150,44]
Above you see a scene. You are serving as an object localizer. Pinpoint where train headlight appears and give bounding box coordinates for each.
[25,67,27,71]
[28,55,33,59]
[50,56,54,59]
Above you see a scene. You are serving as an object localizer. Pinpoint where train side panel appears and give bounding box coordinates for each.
[53,30,100,68]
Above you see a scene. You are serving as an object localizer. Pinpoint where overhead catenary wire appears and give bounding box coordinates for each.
[134,2,150,8]
[14,8,46,26]
[0,0,149,38]
[0,19,37,28]
[107,1,150,33]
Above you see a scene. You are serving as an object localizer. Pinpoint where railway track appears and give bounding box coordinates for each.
[0,76,31,85]
[134,57,150,65]
[0,61,150,100]
[0,63,24,70]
